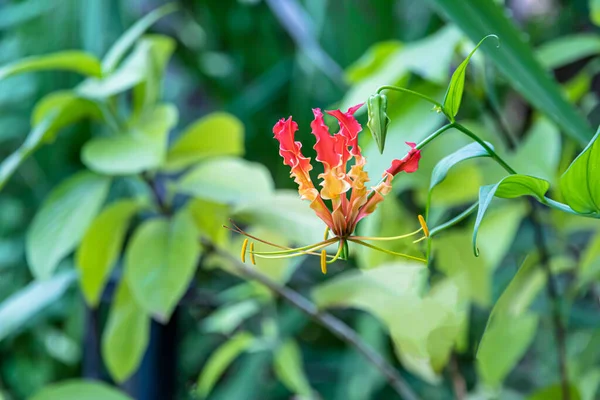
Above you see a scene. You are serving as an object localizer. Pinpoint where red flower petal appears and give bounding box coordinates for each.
[311,108,341,171]
[385,142,421,176]
[326,103,364,158]
[273,117,318,201]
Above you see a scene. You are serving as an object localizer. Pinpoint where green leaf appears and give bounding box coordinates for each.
[102,3,178,73]
[131,35,176,115]
[26,172,111,280]
[202,300,261,335]
[528,384,581,400]
[0,51,102,81]
[175,158,274,206]
[196,332,255,399]
[76,200,142,307]
[0,92,100,192]
[537,34,600,69]
[31,91,102,143]
[186,198,230,246]
[82,104,178,175]
[232,191,326,245]
[79,35,174,100]
[124,209,200,321]
[430,141,493,190]
[506,116,561,182]
[341,25,463,110]
[473,175,550,255]
[0,271,75,342]
[425,0,593,144]
[165,112,245,171]
[30,380,132,400]
[434,203,528,307]
[443,34,498,118]
[591,0,600,27]
[476,257,548,388]
[560,127,600,215]
[476,313,539,388]
[313,263,463,382]
[101,280,150,383]
[273,340,313,397]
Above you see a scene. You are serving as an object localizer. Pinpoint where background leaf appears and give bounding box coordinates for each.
[273,340,313,398]
[196,332,255,399]
[165,112,245,170]
[30,380,132,400]
[0,51,102,80]
[76,200,142,307]
[0,271,75,342]
[82,104,178,175]
[26,172,111,280]
[101,280,150,383]
[124,209,200,321]
[102,3,178,73]
[175,158,274,206]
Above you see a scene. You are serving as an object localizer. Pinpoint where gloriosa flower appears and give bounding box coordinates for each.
[228,103,428,273]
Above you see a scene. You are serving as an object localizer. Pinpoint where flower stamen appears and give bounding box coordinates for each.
[249,242,256,265]
[418,215,429,237]
[241,238,249,263]
[347,238,426,263]
[320,250,327,274]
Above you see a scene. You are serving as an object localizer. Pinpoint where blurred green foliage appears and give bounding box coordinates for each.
[1,1,600,400]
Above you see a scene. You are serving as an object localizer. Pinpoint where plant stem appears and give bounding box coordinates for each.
[203,239,421,400]
[529,203,570,400]
[452,123,516,174]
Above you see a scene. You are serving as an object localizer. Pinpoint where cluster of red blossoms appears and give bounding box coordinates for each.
[273,103,421,239]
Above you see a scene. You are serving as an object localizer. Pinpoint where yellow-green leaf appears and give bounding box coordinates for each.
[26,172,111,280]
[0,51,102,81]
[175,158,274,205]
[196,332,255,399]
[124,209,200,321]
[273,340,313,397]
[82,104,178,175]
[76,200,142,307]
[30,380,132,400]
[102,3,178,73]
[165,112,244,171]
[101,280,150,383]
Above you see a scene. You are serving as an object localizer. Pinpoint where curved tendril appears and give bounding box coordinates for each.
[350,227,422,242]
[347,238,427,263]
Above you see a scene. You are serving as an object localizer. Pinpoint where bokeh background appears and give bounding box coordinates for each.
[1,0,600,399]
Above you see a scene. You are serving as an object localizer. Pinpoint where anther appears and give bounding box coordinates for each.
[320,250,327,274]
[249,242,256,265]
[418,215,429,237]
[323,227,330,241]
[241,238,249,263]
